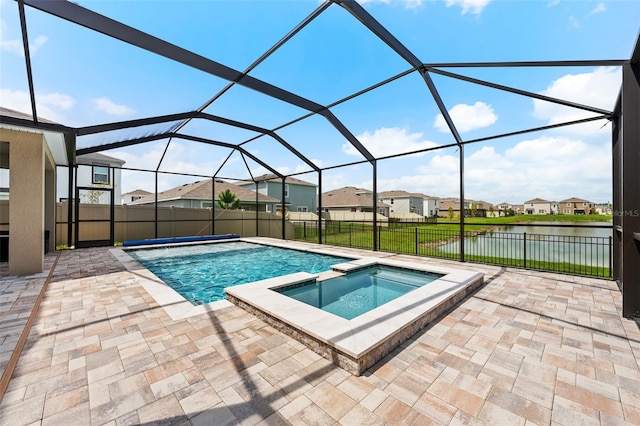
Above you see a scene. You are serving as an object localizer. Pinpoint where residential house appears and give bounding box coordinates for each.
[437,198,494,218]
[523,198,553,215]
[319,186,390,217]
[122,189,152,205]
[594,203,612,215]
[235,173,317,214]
[378,190,439,218]
[496,202,517,216]
[56,152,126,204]
[559,197,593,215]
[131,179,279,211]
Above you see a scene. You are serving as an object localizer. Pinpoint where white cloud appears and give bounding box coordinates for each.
[433,101,498,133]
[0,19,47,56]
[31,35,48,52]
[357,0,491,13]
[0,88,74,122]
[39,92,75,110]
[343,127,438,158]
[295,160,324,174]
[0,20,21,55]
[533,66,619,134]
[356,0,424,9]
[589,3,606,15]
[358,135,611,204]
[568,16,581,28]
[445,0,491,15]
[92,97,136,116]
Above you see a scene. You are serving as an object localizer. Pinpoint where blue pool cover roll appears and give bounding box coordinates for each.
[122,234,240,247]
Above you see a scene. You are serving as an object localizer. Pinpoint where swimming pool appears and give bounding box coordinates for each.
[276,266,444,320]
[127,241,352,305]
[115,238,484,374]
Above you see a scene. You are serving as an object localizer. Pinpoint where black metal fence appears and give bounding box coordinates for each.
[292,221,612,278]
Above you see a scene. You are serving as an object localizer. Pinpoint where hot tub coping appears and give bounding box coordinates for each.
[225,257,484,375]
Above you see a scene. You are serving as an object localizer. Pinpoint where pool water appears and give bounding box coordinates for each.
[128,241,352,305]
[275,266,444,320]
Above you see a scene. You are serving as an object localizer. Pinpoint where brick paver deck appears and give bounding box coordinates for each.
[1,239,638,425]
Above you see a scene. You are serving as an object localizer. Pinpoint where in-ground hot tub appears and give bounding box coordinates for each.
[225,257,483,375]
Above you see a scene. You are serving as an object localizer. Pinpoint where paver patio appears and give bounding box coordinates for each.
[0,238,639,425]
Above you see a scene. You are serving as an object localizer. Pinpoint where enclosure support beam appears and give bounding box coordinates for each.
[318,170,323,245]
[618,53,640,318]
[17,0,38,123]
[281,179,287,240]
[459,145,465,262]
[74,165,79,249]
[109,168,115,246]
[211,178,215,236]
[67,164,73,246]
[612,107,621,289]
[372,160,378,252]
[255,182,259,237]
[154,172,158,239]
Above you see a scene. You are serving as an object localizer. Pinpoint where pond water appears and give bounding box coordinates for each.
[439,221,612,268]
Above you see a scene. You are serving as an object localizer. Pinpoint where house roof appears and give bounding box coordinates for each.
[123,189,152,196]
[0,106,70,166]
[131,179,279,205]
[320,186,390,208]
[0,106,59,125]
[524,198,550,204]
[559,197,592,203]
[378,190,412,198]
[235,174,316,187]
[76,152,126,166]
[378,190,437,199]
[437,198,494,209]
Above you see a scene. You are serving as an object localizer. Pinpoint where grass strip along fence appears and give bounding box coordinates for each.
[293,221,612,278]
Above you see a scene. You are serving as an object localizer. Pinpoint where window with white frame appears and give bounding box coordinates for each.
[284,184,289,198]
[92,165,109,184]
[296,206,308,212]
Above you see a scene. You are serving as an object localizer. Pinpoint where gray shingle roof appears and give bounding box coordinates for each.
[131,179,279,205]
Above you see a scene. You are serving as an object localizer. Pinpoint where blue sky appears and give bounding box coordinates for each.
[1,0,639,205]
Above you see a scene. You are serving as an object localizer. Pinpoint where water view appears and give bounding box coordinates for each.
[439,221,612,269]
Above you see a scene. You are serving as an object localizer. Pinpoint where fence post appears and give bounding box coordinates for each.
[415,227,418,255]
[523,232,527,269]
[609,236,612,278]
